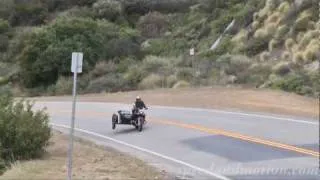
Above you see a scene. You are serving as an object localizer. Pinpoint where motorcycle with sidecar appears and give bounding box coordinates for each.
[112,105,147,132]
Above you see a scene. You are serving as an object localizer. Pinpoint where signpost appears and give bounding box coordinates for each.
[67,52,83,180]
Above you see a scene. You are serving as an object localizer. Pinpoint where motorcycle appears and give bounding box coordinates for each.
[112,104,147,132]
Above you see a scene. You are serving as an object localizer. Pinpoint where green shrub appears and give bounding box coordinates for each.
[275,25,289,40]
[268,39,279,52]
[0,92,51,162]
[137,12,169,38]
[281,51,292,61]
[176,68,194,82]
[293,51,304,64]
[122,0,195,15]
[17,17,141,88]
[92,0,121,21]
[299,30,320,49]
[260,51,270,62]
[138,74,163,89]
[247,63,272,85]
[0,156,5,175]
[10,3,48,26]
[166,75,178,88]
[285,38,295,51]
[272,62,291,76]
[270,72,313,95]
[241,36,270,56]
[123,66,147,89]
[54,76,73,95]
[90,61,116,78]
[277,1,290,13]
[0,0,14,20]
[58,6,95,19]
[294,10,313,32]
[86,74,128,93]
[0,19,9,34]
[0,34,9,52]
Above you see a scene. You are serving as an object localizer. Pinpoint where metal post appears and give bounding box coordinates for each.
[67,54,78,180]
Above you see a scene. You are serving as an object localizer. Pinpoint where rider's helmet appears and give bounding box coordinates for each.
[136,96,141,100]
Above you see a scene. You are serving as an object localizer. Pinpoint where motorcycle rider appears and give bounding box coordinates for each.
[132,96,148,124]
[134,96,148,110]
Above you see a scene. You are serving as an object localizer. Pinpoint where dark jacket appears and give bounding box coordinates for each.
[135,100,147,109]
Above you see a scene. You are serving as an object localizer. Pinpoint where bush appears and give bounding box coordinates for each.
[294,10,313,32]
[285,38,295,51]
[275,25,289,40]
[138,74,163,89]
[10,3,48,26]
[242,36,270,56]
[0,35,9,52]
[141,55,173,74]
[0,91,51,163]
[281,51,291,61]
[92,0,121,21]
[0,19,9,34]
[268,39,279,52]
[17,17,141,88]
[267,12,281,24]
[272,62,291,76]
[293,51,304,64]
[260,51,270,62]
[247,63,272,85]
[277,1,290,13]
[123,66,147,88]
[54,76,73,95]
[122,0,195,15]
[217,54,252,76]
[299,30,320,49]
[90,61,116,78]
[271,72,313,95]
[0,156,5,175]
[303,39,320,62]
[137,11,169,38]
[86,74,128,93]
[166,75,178,88]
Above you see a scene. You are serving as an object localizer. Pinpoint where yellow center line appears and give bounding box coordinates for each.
[48,108,319,158]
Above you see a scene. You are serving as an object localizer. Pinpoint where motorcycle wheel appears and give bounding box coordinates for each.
[112,114,117,130]
[137,117,143,132]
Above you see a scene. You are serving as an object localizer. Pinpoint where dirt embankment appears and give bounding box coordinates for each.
[0,131,167,180]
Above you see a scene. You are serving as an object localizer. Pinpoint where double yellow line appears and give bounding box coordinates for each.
[49,108,319,158]
[151,119,319,157]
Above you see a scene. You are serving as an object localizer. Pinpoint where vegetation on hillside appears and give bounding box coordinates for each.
[0,86,51,174]
[0,0,319,96]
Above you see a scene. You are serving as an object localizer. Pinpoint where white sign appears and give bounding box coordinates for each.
[71,52,83,73]
[190,48,195,56]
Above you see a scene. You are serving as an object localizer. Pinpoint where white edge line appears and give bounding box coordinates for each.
[51,123,231,180]
[38,101,318,125]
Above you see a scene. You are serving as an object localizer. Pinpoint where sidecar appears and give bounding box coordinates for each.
[111,110,133,129]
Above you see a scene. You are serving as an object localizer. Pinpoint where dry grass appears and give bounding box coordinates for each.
[30,87,318,119]
[0,131,165,180]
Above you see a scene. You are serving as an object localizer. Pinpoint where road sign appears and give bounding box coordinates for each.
[190,48,195,56]
[71,52,83,73]
[67,52,83,180]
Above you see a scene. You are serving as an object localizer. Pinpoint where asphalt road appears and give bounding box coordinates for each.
[33,101,320,180]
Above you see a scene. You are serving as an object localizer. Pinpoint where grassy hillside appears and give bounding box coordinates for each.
[0,0,319,97]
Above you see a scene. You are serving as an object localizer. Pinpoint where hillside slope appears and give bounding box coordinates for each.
[0,0,318,97]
